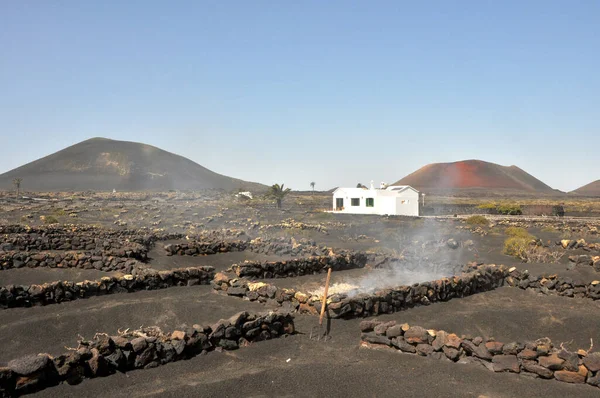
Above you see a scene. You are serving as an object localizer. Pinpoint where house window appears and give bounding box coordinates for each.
[351,198,360,206]
[366,198,374,207]
[336,198,344,210]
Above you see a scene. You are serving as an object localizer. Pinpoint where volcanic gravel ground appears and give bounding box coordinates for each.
[148,244,295,272]
[0,286,278,363]
[371,286,600,348]
[33,312,599,398]
[512,261,600,282]
[0,267,122,286]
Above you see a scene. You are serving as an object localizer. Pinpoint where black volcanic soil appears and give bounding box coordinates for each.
[1,192,600,397]
[0,286,278,363]
[0,268,121,286]
[28,288,600,398]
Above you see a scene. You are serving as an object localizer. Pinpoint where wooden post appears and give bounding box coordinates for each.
[319,267,332,325]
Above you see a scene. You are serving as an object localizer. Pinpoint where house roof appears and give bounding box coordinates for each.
[386,185,420,194]
[333,185,419,196]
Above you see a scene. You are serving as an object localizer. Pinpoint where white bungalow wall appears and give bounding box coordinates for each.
[332,187,419,216]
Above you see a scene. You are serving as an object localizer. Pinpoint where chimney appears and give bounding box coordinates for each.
[370,180,375,190]
[380,182,387,189]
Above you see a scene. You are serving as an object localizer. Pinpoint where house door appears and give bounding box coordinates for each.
[336,198,344,210]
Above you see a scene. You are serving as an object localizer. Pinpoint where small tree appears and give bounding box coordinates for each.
[13,178,22,198]
[267,183,291,209]
[310,181,315,192]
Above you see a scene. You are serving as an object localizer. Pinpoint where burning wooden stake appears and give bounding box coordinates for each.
[319,267,332,326]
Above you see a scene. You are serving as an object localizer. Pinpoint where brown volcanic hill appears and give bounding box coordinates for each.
[0,137,266,192]
[393,160,559,194]
[572,180,600,196]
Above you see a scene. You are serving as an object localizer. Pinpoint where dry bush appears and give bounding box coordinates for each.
[504,237,564,263]
[505,227,533,239]
[41,215,59,224]
[504,237,530,260]
[466,215,489,226]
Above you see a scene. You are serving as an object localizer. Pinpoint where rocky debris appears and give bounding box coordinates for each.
[0,266,215,309]
[0,312,294,396]
[257,218,329,234]
[446,239,459,249]
[360,322,599,390]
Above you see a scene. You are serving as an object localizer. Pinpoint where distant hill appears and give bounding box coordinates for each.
[392,160,560,195]
[572,180,600,196]
[0,137,266,192]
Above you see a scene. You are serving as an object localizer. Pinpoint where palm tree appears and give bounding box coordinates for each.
[267,183,291,208]
[310,181,315,192]
[12,178,22,198]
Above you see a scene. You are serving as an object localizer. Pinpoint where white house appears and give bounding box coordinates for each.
[332,183,420,216]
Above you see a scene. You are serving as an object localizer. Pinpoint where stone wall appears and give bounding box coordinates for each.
[557,239,600,252]
[0,251,145,272]
[0,266,215,309]
[0,225,184,253]
[504,267,600,300]
[360,321,599,389]
[230,253,368,279]
[420,204,564,217]
[165,237,331,258]
[212,264,510,318]
[568,255,600,271]
[165,240,248,256]
[0,311,294,396]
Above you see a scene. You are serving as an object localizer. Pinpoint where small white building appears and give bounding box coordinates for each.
[332,183,420,216]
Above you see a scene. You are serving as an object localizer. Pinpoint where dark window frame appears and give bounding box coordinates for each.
[351,198,360,206]
[366,198,374,207]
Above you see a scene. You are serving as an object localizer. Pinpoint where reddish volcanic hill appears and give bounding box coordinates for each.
[573,180,600,196]
[393,160,558,194]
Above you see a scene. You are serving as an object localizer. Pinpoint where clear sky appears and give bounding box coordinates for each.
[1,1,598,192]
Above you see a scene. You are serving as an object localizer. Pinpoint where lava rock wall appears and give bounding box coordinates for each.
[0,266,215,309]
[0,311,294,396]
[360,321,600,389]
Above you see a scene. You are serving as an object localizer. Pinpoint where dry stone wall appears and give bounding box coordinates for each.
[0,251,145,272]
[568,255,600,271]
[0,266,215,309]
[230,253,368,279]
[504,267,600,300]
[0,225,184,254]
[212,264,510,318]
[165,237,332,258]
[360,321,600,389]
[0,311,294,396]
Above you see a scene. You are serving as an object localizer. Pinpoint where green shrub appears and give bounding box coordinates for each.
[503,237,531,261]
[476,203,497,210]
[505,226,533,239]
[497,204,522,215]
[466,215,489,226]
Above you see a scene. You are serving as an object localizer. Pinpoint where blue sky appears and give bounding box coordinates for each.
[1,1,598,191]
